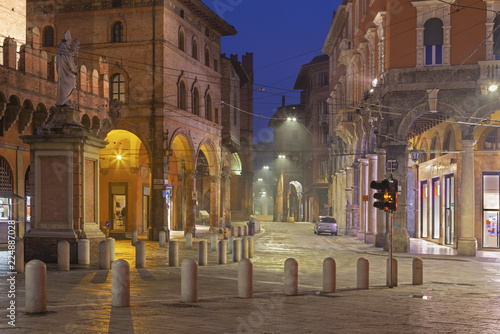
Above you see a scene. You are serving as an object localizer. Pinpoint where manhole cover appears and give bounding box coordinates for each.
[162,303,201,308]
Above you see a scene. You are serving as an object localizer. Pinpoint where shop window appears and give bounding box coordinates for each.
[0,156,13,220]
[42,26,55,47]
[424,18,443,66]
[112,21,123,43]
[205,94,212,121]
[482,173,500,248]
[192,87,200,115]
[110,73,125,103]
[178,81,187,110]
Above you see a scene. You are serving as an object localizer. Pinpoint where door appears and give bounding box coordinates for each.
[482,173,500,248]
[444,174,454,245]
[109,183,127,231]
[432,178,440,240]
[421,180,428,238]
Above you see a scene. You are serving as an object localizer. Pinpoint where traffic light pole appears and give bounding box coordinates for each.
[388,210,393,288]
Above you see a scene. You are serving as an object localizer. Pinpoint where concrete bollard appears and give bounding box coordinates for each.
[99,240,110,270]
[136,241,146,268]
[166,229,170,242]
[412,257,423,285]
[387,258,398,287]
[238,258,253,298]
[159,231,166,247]
[231,227,236,237]
[323,257,336,293]
[357,257,369,289]
[186,232,193,250]
[228,236,234,253]
[244,225,249,236]
[111,259,130,307]
[169,241,178,267]
[233,239,241,262]
[218,240,227,264]
[241,237,249,259]
[15,238,24,273]
[25,260,47,313]
[106,237,115,263]
[198,241,208,266]
[249,237,254,258]
[284,258,298,296]
[237,226,243,237]
[131,230,138,245]
[58,240,70,271]
[211,233,218,251]
[181,258,198,303]
[77,239,90,265]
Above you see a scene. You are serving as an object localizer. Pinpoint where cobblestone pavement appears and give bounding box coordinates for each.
[1,221,500,333]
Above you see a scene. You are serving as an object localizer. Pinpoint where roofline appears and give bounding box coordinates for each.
[322,5,347,55]
[178,0,237,36]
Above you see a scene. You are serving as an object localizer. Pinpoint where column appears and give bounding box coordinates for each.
[358,158,369,242]
[223,174,231,225]
[351,162,361,237]
[341,170,347,236]
[345,167,353,235]
[185,170,196,234]
[210,176,221,230]
[374,149,387,247]
[458,140,477,256]
[331,174,338,223]
[366,154,378,244]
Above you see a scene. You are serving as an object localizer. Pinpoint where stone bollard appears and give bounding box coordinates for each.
[233,239,241,262]
[25,260,47,313]
[198,241,208,266]
[136,241,146,268]
[99,240,110,270]
[131,230,138,245]
[228,236,234,254]
[186,232,193,250]
[284,258,298,296]
[218,240,227,264]
[244,225,249,236]
[58,240,70,271]
[211,233,218,251]
[15,238,24,273]
[323,257,336,293]
[106,237,115,263]
[238,258,253,298]
[181,258,198,303]
[77,239,90,265]
[237,226,243,237]
[231,227,236,237]
[412,257,423,285]
[357,257,369,289]
[166,229,170,242]
[249,237,254,258]
[169,241,178,267]
[111,259,130,307]
[241,237,249,259]
[387,258,398,287]
[159,231,166,247]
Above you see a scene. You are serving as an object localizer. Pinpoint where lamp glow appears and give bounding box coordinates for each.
[116,155,122,160]
[489,84,498,92]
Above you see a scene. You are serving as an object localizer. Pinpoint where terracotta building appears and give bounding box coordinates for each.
[322,0,500,255]
[27,0,254,243]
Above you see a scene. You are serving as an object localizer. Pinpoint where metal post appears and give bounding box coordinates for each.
[388,211,393,288]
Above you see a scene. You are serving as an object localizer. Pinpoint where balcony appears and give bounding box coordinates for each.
[478,60,500,94]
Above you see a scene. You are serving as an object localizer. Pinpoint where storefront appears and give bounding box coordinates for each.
[482,173,500,248]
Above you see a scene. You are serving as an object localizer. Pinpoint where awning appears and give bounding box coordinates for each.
[0,191,25,200]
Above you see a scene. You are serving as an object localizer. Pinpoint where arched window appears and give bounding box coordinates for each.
[192,38,198,60]
[205,94,212,121]
[0,156,13,220]
[204,46,210,67]
[442,130,455,152]
[484,128,500,150]
[192,88,200,115]
[424,18,443,66]
[178,81,187,110]
[110,73,125,103]
[42,26,54,47]
[112,21,123,43]
[430,136,439,160]
[494,15,500,60]
[178,29,185,52]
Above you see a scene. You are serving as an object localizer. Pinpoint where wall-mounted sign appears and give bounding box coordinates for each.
[362,195,369,202]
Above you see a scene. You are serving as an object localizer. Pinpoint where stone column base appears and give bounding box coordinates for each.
[457,238,477,257]
[366,233,375,244]
[351,228,359,237]
[384,227,410,253]
[358,231,366,242]
[375,233,386,248]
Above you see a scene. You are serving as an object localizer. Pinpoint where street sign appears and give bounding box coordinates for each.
[387,159,399,172]
[105,221,110,228]
[362,195,369,202]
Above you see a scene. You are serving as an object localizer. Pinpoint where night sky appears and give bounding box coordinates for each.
[207,0,342,144]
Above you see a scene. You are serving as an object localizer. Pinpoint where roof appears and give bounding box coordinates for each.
[178,0,237,36]
[294,55,329,90]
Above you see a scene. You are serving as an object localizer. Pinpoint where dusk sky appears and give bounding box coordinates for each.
[207,0,342,143]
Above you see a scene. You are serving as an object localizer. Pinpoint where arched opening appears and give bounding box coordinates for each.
[112,21,124,43]
[288,181,303,222]
[42,26,55,47]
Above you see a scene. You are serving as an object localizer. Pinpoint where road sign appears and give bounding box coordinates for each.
[105,221,110,228]
[362,195,369,202]
[387,159,399,172]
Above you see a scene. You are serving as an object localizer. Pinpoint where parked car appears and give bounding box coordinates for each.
[314,217,338,235]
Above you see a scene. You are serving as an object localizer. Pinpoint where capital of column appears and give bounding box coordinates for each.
[374,148,386,156]
[358,158,369,167]
[210,175,221,183]
[459,139,477,150]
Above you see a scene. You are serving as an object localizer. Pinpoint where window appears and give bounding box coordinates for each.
[213,59,218,72]
[42,26,54,46]
[110,73,125,103]
[112,0,122,8]
[205,94,212,121]
[192,88,200,115]
[112,21,123,43]
[319,101,328,114]
[204,46,210,67]
[178,29,185,51]
[424,18,443,66]
[318,73,328,86]
[178,81,187,110]
[0,156,13,220]
[495,15,500,60]
[484,128,500,150]
[192,38,198,60]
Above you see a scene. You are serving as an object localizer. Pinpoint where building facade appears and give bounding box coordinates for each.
[323,0,500,255]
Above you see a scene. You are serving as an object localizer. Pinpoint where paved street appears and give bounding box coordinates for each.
[2,222,500,333]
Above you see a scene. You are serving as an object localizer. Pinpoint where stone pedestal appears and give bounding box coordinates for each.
[21,107,106,263]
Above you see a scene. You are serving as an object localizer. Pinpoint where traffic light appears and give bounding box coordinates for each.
[386,178,398,212]
[370,179,389,211]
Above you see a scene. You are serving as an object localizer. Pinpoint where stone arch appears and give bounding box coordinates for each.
[197,139,219,177]
[418,138,429,163]
[18,99,34,134]
[430,133,441,159]
[5,95,21,132]
[442,124,456,153]
[92,116,100,132]
[81,114,91,129]
[170,129,195,172]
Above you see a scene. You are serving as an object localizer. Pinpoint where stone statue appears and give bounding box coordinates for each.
[55,30,79,107]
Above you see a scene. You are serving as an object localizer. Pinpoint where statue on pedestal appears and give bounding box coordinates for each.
[55,30,79,107]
